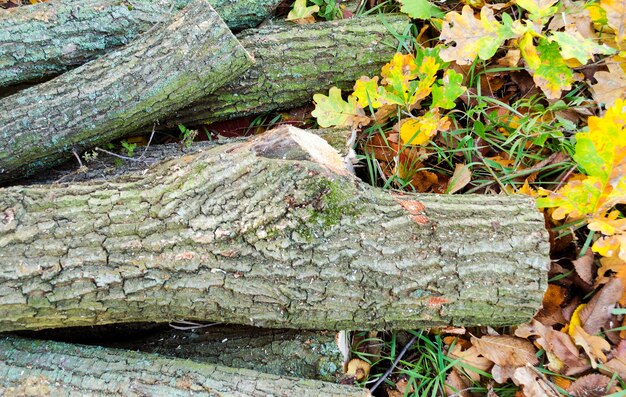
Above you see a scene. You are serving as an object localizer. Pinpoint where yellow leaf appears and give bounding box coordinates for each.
[353,76,383,109]
[567,303,586,337]
[399,110,449,146]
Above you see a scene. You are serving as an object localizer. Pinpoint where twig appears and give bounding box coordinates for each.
[138,121,158,160]
[369,333,418,393]
[94,147,151,163]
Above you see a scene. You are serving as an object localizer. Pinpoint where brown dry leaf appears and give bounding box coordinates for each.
[445,369,472,397]
[568,373,617,397]
[346,358,370,381]
[534,284,567,325]
[496,49,521,67]
[446,163,471,194]
[395,378,413,394]
[579,277,623,334]
[491,365,517,383]
[471,335,539,367]
[511,365,560,397]
[572,249,595,285]
[590,60,626,107]
[597,254,626,305]
[547,0,596,38]
[515,320,586,373]
[448,344,493,382]
[604,355,626,379]
[571,325,610,368]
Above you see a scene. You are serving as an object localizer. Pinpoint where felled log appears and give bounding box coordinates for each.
[0,0,253,183]
[0,337,366,397]
[165,14,410,128]
[15,323,346,381]
[0,0,281,88]
[0,126,549,332]
[108,325,346,381]
[16,128,351,185]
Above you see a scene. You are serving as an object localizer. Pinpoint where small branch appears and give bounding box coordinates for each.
[369,334,418,393]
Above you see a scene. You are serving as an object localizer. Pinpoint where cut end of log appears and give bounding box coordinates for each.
[251,125,352,176]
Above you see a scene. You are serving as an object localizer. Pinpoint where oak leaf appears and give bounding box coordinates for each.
[286,0,319,23]
[571,325,610,368]
[600,0,626,44]
[520,36,573,99]
[398,0,443,19]
[440,6,517,65]
[311,87,370,128]
[515,0,559,21]
[550,29,615,64]
[536,99,626,219]
[591,59,626,109]
[399,109,450,146]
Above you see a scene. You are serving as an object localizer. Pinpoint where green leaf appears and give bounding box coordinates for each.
[398,0,444,19]
[550,30,616,64]
[431,70,466,109]
[515,0,559,21]
[311,87,370,128]
[522,38,573,99]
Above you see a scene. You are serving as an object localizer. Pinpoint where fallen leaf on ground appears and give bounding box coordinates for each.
[512,365,560,397]
[579,277,623,334]
[568,373,617,396]
[571,325,610,368]
[471,335,539,367]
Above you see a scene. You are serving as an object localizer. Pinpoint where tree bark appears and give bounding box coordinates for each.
[0,336,366,397]
[0,126,550,332]
[0,0,253,184]
[109,326,346,381]
[16,324,346,381]
[164,14,410,128]
[0,0,281,88]
[15,128,352,186]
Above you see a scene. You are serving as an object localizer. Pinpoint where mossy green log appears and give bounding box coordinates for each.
[0,0,281,88]
[165,14,411,128]
[0,0,253,183]
[0,336,365,396]
[0,126,549,332]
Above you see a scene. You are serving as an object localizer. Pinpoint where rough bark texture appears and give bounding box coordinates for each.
[0,337,366,397]
[15,323,346,381]
[165,14,410,128]
[16,128,352,186]
[0,126,549,332]
[0,0,253,184]
[0,0,281,88]
[109,326,346,381]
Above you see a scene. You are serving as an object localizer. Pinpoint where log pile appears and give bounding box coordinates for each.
[0,0,549,395]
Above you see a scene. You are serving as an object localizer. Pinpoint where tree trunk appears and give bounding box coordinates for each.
[0,0,253,184]
[0,336,366,397]
[164,15,410,128]
[0,0,281,88]
[0,126,549,332]
[107,325,346,381]
[15,129,352,186]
